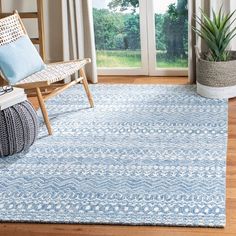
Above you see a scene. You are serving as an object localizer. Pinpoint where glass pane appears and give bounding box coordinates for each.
[92,0,141,68]
[155,0,188,68]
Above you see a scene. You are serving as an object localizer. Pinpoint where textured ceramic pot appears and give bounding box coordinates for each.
[0,101,39,157]
[196,50,236,99]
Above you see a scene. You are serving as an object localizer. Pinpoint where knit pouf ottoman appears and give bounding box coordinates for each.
[0,101,39,157]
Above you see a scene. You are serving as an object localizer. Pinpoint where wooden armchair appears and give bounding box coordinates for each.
[0,12,94,135]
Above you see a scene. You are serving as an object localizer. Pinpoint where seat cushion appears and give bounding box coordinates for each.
[0,35,45,85]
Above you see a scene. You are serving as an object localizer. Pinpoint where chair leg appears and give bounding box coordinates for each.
[36,87,53,135]
[80,68,94,108]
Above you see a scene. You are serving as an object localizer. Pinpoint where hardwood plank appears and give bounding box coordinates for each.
[0,223,235,236]
[31,38,40,44]
[1,76,236,236]
[99,76,189,84]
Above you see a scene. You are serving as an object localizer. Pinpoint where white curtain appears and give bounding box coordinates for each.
[61,0,98,83]
[188,0,236,83]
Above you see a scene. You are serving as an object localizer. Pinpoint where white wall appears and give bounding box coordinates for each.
[210,0,236,51]
[230,0,236,50]
[1,0,63,62]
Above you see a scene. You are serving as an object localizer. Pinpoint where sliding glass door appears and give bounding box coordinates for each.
[92,0,188,76]
[92,0,148,75]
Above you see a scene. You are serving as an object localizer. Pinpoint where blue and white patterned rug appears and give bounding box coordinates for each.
[0,85,228,227]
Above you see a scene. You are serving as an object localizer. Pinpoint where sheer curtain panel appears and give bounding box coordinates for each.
[61,0,98,83]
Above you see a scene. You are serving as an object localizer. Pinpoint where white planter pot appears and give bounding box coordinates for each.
[197,82,236,99]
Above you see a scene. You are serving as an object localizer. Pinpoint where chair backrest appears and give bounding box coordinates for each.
[0,12,26,47]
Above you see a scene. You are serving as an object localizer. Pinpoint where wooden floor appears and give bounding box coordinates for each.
[1,76,236,236]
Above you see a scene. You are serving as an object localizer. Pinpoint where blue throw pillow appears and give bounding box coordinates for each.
[0,35,46,85]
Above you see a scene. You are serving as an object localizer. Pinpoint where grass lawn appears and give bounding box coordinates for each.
[96,50,188,68]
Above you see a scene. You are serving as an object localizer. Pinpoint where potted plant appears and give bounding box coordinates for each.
[193,7,236,99]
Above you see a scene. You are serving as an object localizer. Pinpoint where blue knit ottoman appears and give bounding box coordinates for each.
[0,101,39,157]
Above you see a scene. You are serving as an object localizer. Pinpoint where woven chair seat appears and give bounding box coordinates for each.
[17,58,91,86]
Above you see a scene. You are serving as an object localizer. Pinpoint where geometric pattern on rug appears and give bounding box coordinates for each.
[0,85,228,227]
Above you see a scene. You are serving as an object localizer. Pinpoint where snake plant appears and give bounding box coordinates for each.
[193,7,236,61]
